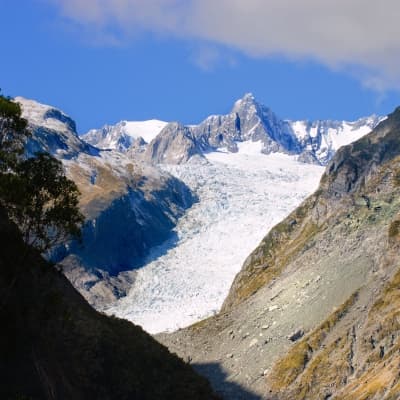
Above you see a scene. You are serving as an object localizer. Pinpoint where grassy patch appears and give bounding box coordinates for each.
[267,292,358,392]
[388,220,400,238]
[294,338,352,400]
[269,341,311,389]
[370,269,400,313]
[392,168,400,187]
[189,315,213,332]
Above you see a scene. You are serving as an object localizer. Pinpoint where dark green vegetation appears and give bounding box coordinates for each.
[0,95,84,253]
[0,95,29,169]
[0,209,218,399]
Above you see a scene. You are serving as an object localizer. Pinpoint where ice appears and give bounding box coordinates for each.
[104,146,324,333]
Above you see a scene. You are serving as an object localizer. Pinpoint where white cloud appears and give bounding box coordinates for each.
[49,0,188,32]
[49,0,400,89]
[191,46,221,71]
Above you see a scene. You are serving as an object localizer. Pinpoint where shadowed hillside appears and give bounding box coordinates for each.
[0,209,218,400]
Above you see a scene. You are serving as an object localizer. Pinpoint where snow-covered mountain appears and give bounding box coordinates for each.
[192,93,301,154]
[142,93,383,166]
[81,94,382,167]
[291,116,382,164]
[83,119,167,152]
[16,97,95,158]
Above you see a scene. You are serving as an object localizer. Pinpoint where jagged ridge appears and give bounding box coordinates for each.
[85,93,382,166]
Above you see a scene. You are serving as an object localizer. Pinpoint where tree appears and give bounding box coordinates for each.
[0,94,29,171]
[0,94,84,254]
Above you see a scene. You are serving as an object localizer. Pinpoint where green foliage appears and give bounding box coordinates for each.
[0,153,84,252]
[0,95,29,171]
[0,95,84,253]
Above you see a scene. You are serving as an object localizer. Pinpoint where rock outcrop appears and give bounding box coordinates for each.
[144,122,203,164]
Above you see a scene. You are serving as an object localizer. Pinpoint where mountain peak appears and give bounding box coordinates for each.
[232,92,258,113]
[15,97,77,134]
[15,97,94,159]
[242,92,256,101]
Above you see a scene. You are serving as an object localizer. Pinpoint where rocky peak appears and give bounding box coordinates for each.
[80,93,382,167]
[189,94,300,156]
[231,92,258,114]
[16,97,93,159]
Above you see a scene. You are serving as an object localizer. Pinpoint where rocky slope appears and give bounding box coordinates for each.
[16,97,196,306]
[0,209,218,400]
[157,108,400,399]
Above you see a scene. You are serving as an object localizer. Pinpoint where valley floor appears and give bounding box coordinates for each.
[104,142,324,333]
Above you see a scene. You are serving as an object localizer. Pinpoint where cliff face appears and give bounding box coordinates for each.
[143,122,203,164]
[261,107,400,400]
[0,210,218,400]
[59,157,195,275]
[157,108,400,399]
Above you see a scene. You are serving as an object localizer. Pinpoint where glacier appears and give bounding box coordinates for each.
[104,142,324,333]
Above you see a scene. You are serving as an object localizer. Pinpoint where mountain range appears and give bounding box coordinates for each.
[83,93,382,166]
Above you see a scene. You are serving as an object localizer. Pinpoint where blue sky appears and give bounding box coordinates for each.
[1,1,400,133]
